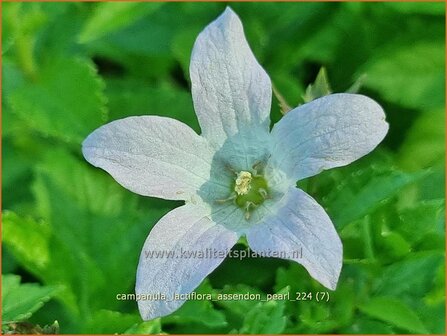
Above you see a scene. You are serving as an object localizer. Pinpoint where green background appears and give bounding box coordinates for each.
[2,1,445,334]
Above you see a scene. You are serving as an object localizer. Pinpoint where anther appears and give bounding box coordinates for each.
[234,171,252,195]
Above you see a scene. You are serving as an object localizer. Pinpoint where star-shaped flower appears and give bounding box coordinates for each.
[82,7,388,320]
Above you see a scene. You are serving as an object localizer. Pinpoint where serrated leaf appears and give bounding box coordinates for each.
[4,148,171,319]
[79,2,163,43]
[33,149,170,314]
[2,212,51,273]
[275,264,355,334]
[2,274,59,323]
[359,296,428,334]
[362,42,444,109]
[239,287,288,334]
[8,57,107,144]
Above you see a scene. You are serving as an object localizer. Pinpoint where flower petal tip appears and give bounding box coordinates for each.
[223,6,236,15]
[214,6,242,31]
[327,279,339,291]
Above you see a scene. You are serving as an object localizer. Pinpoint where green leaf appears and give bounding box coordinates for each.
[2,139,36,208]
[2,60,28,139]
[302,67,332,103]
[376,231,411,260]
[214,283,265,329]
[362,42,445,109]
[4,2,68,38]
[4,148,171,321]
[2,212,51,274]
[275,264,313,294]
[275,265,355,334]
[239,287,288,334]
[209,244,281,289]
[346,73,367,94]
[36,4,88,57]
[79,2,163,43]
[397,200,445,244]
[4,3,73,80]
[371,252,445,333]
[85,3,206,59]
[374,252,444,301]
[124,319,162,334]
[399,109,445,170]
[83,310,141,334]
[162,280,227,328]
[322,165,427,229]
[8,57,107,144]
[35,149,170,315]
[105,78,200,133]
[2,274,59,323]
[359,296,429,334]
[341,317,394,334]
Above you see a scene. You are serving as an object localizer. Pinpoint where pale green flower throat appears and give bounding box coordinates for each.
[216,162,270,220]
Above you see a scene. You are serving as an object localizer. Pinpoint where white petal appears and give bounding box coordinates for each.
[210,128,273,173]
[82,116,226,201]
[136,204,239,320]
[246,187,342,290]
[270,93,389,180]
[190,7,272,148]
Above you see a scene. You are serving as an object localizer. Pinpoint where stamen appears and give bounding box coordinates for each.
[227,165,270,220]
[252,160,264,176]
[258,188,268,199]
[214,194,236,204]
[244,201,256,220]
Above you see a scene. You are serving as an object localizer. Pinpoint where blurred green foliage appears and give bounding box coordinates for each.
[2,1,445,334]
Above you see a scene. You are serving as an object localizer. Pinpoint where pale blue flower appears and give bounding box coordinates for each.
[83,7,388,320]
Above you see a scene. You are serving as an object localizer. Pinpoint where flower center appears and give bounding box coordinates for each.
[234,171,252,195]
[214,161,271,221]
[233,171,268,209]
